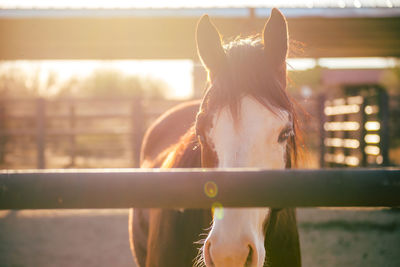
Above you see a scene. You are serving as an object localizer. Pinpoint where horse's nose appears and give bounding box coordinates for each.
[204,239,255,267]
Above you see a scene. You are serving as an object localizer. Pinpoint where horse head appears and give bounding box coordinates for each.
[195,8,300,267]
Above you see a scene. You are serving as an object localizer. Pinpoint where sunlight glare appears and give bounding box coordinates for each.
[0,60,193,99]
[318,57,398,69]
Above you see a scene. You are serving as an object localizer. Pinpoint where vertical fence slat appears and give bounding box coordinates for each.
[0,100,5,164]
[131,97,144,167]
[318,93,326,168]
[360,97,367,167]
[36,98,46,169]
[379,90,390,166]
[69,101,76,167]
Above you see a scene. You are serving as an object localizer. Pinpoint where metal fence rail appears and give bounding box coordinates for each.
[1,168,399,210]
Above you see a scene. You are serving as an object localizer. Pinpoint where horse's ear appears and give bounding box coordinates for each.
[263,8,288,70]
[196,15,226,76]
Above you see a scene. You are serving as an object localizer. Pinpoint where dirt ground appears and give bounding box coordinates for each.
[0,208,399,267]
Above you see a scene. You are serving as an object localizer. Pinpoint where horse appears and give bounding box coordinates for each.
[129,8,302,267]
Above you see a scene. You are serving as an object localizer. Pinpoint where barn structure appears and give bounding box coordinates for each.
[1,6,400,94]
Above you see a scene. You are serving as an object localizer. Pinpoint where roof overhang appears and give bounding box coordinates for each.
[1,8,399,60]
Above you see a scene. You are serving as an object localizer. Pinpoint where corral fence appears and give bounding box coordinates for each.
[0,168,399,210]
[0,97,183,169]
[1,93,399,170]
[320,86,390,168]
[0,95,399,210]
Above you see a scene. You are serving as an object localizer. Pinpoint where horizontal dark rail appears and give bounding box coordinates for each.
[0,168,399,209]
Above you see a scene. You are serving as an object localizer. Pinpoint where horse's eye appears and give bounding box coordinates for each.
[278,127,293,143]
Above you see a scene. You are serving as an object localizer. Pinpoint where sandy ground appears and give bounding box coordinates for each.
[0,210,132,267]
[297,208,400,267]
[0,208,399,267]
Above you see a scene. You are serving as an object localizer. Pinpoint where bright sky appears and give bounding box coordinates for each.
[0,60,194,99]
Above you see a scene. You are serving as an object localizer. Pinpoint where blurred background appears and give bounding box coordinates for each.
[0,1,400,267]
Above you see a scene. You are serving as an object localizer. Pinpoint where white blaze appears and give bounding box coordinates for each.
[204,96,290,267]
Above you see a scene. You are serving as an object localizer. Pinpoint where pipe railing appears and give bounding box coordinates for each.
[0,168,399,209]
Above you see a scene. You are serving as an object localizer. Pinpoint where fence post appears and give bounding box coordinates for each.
[69,101,76,167]
[360,97,367,167]
[379,89,390,166]
[36,98,46,169]
[0,100,5,164]
[318,93,326,168]
[131,97,144,168]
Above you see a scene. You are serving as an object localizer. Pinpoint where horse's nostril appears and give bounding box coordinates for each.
[205,240,256,267]
[244,245,253,267]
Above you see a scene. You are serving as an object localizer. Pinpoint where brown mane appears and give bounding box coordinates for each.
[160,126,201,169]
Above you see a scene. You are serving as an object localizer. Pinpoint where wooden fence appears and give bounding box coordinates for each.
[0,98,183,169]
[320,87,390,167]
[0,93,398,169]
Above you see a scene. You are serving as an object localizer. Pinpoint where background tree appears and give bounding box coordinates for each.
[57,68,168,99]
